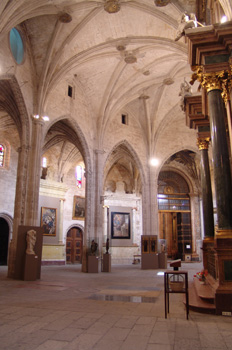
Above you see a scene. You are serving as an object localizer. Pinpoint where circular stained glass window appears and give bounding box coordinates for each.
[9,28,24,64]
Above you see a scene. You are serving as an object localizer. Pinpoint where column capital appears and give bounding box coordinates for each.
[197,137,210,150]
[190,65,232,103]
[94,149,105,155]
[31,116,45,127]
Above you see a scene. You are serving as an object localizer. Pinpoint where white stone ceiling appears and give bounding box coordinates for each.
[0,0,202,178]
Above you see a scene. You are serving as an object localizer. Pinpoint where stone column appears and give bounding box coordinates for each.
[25,117,45,225]
[197,137,214,238]
[193,66,232,313]
[82,149,105,273]
[59,199,64,243]
[142,166,158,236]
[193,67,232,234]
[208,89,232,231]
[7,144,30,278]
[197,137,215,270]
[93,149,105,243]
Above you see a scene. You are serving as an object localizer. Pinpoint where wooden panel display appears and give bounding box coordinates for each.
[142,235,157,254]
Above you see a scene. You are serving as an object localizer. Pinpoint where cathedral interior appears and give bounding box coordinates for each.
[1,0,232,334]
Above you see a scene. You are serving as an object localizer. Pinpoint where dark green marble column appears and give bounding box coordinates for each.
[198,138,214,237]
[208,89,232,230]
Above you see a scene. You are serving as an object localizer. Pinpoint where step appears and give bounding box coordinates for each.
[193,277,215,302]
[184,281,216,314]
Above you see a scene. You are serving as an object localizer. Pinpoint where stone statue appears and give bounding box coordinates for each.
[175,12,197,41]
[179,78,192,111]
[26,229,37,255]
[91,239,98,255]
[106,238,109,254]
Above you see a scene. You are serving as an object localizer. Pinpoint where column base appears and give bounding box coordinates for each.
[214,233,232,314]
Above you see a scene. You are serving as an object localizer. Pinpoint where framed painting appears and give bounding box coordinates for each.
[111,212,130,239]
[41,207,56,236]
[72,196,85,220]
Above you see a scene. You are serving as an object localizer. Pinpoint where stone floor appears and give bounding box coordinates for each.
[0,261,232,350]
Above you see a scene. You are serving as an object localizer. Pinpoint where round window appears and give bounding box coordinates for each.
[9,28,24,64]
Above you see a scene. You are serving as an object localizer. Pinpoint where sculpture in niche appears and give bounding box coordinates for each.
[179,78,192,111]
[26,229,37,255]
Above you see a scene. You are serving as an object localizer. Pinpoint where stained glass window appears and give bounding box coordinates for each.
[0,144,5,167]
[76,165,82,188]
[9,28,24,64]
[42,157,47,167]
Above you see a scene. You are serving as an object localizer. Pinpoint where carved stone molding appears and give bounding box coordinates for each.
[39,179,69,199]
[104,0,120,13]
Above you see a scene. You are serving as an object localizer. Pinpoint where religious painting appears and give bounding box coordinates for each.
[111,212,130,239]
[72,196,85,220]
[41,207,56,236]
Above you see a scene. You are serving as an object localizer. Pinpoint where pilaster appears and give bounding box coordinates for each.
[25,117,45,225]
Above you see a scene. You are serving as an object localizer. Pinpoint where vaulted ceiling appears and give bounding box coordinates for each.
[0,0,226,188]
[0,1,198,148]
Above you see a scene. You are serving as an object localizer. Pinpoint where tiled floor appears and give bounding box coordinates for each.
[0,262,232,350]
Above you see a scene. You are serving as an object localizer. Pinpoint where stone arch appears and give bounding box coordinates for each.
[65,223,84,236]
[43,115,92,173]
[0,75,30,145]
[160,165,196,195]
[0,75,30,233]
[103,139,146,193]
[157,157,201,260]
[157,148,200,195]
[42,116,93,238]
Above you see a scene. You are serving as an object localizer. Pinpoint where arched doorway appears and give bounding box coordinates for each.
[66,227,83,264]
[0,218,9,265]
[158,171,192,260]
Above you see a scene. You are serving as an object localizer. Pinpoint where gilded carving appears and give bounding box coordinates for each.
[190,65,232,103]
[197,137,210,150]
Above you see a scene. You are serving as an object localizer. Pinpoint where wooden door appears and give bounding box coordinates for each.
[158,212,178,259]
[0,218,9,265]
[66,227,83,264]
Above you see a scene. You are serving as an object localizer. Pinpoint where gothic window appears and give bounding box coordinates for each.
[68,85,73,97]
[42,157,47,167]
[76,165,83,188]
[121,114,128,125]
[9,28,25,64]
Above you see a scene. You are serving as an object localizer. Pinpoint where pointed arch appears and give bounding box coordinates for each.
[42,115,93,237]
[0,75,30,145]
[103,139,146,191]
